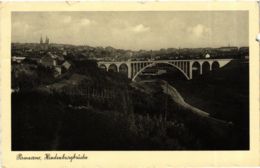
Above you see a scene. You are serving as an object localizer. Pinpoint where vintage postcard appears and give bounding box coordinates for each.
[0,1,259,167]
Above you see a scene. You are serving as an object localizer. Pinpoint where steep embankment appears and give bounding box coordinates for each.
[164,59,249,149]
[132,80,209,117]
[170,60,249,124]
[131,79,232,140]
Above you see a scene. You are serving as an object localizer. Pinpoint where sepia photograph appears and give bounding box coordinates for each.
[11,11,250,151]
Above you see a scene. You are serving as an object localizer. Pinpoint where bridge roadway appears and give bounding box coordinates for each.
[97,59,233,81]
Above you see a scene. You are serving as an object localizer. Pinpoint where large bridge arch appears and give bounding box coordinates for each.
[132,62,190,81]
[108,64,118,72]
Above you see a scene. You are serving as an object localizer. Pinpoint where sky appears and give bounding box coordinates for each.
[12,11,248,50]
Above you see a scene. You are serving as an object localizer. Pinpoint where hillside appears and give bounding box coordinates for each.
[131,79,235,149]
[12,59,249,150]
[168,59,249,149]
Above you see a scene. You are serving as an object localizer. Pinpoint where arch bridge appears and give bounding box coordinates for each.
[98,59,232,81]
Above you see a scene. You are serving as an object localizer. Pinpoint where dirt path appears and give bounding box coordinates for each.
[132,79,233,139]
[160,81,210,117]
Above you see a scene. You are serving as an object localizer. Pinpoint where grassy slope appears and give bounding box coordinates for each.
[12,60,208,150]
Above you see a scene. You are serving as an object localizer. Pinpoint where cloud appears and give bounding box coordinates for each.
[131,24,150,33]
[187,24,211,37]
[79,18,96,26]
[62,16,72,24]
[80,18,91,26]
[13,21,34,32]
[13,21,22,27]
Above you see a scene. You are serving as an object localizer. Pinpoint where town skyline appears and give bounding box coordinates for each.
[12,37,249,49]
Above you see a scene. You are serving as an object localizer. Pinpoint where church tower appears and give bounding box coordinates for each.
[45,36,49,44]
[40,36,43,44]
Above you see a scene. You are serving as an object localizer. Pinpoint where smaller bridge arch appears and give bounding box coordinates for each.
[132,62,190,82]
[108,64,118,72]
[192,61,201,78]
[202,61,210,74]
[212,61,220,71]
[99,64,107,71]
[119,63,128,75]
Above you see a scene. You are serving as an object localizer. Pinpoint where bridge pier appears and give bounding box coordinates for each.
[189,62,193,79]
[127,62,131,78]
[199,64,203,75]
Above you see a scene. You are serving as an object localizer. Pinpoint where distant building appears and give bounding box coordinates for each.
[218,47,238,52]
[62,51,67,56]
[38,52,71,77]
[204,53,211,58]
[54,66,62,77]
[39,52,57,67]
[12,56,26,63]
[27,55,41,64]
[62,61,71,71]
